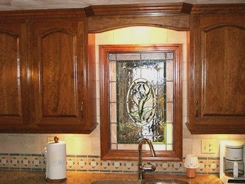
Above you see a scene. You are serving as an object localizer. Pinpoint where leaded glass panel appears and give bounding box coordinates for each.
[109,52,174,149]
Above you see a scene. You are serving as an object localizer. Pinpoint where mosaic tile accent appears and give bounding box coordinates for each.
[87,155,100,172]
[67,155,76,171]
[30,154,44,170]
[195,157,220,174]
[20,154,31,170]
[123,161,138,172]
[75,155,88,171]
[9,154,20,169]
[0,153,9,169]
[0,153,220,174]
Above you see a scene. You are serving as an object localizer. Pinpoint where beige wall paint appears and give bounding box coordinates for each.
[0,27,244,159]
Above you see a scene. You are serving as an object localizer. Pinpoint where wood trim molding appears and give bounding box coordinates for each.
[88,15,190,33]
[85,3,193,17]
[99,44,183,161]
[0,8,86,19]
[85,3,245,17]
[191,3,245,14]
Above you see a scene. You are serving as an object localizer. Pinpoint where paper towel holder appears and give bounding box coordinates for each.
[45,136,67,183]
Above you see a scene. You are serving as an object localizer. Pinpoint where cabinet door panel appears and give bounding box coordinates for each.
[0,32,20,115]
[187,14,245,134]
[41,31,77,117]
[32,21,83,127]
[0,24,28,126]
[203,26,245,116]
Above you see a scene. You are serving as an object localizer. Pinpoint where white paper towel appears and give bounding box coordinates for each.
[46,141,66,181]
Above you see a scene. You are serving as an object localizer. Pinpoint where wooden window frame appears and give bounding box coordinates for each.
[99,44,183,161]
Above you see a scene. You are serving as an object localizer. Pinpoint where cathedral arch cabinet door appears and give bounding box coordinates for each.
[0,23,30,132]
[30,19,97,133]
[187,14,245,134]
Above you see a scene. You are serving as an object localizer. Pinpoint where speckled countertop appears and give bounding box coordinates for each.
[0,171,223,184]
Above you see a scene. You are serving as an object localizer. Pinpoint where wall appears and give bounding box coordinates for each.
[0,26,244,174]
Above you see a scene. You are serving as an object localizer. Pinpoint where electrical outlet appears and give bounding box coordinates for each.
[202,139,216,154]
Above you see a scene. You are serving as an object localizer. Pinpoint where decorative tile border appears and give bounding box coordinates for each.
[0,153,219,174]
[0,153,45,171]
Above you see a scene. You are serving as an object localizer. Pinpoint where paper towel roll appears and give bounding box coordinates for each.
[46,140,66,181]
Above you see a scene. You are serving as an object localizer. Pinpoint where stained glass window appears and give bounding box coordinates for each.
[109,52,174,150]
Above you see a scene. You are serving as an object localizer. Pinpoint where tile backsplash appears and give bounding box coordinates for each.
[0,27,244,174]
[0,153,220,175]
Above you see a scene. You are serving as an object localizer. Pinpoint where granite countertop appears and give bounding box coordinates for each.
[0,171,223,184]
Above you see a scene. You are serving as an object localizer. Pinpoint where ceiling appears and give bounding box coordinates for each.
[0,0,244,11]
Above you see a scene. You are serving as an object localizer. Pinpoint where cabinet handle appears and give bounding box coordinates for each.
[195,100,198,118]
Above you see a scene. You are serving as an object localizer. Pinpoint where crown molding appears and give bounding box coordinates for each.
[85,3,193,17]
[191,3,245,14]
[0,8,86,19]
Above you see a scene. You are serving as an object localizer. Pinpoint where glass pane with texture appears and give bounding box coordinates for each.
[109,52,174,149]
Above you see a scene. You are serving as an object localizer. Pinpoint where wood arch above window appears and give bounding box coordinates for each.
[88,15,190,33]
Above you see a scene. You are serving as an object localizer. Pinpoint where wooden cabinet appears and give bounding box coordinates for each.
[187,14,245,134]
[0,9,97,133]
[0,22,29,130]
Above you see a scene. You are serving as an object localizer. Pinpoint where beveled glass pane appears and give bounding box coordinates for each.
[166,103,173,122]
[166,61,173,80]
[110,102,117,122]
[110,82,116,102]
[116,53,140,60]
[166,52,174,59]
[118,144,138,150]
[166,145,173,150]
[154,144,167,151]
[166,82,173,102]
[141,52,165,60]
[111,123,117,144]
[109,60,116,81]
[166,123,173,144]
[111,143,117,150]
[108,53,116,60]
